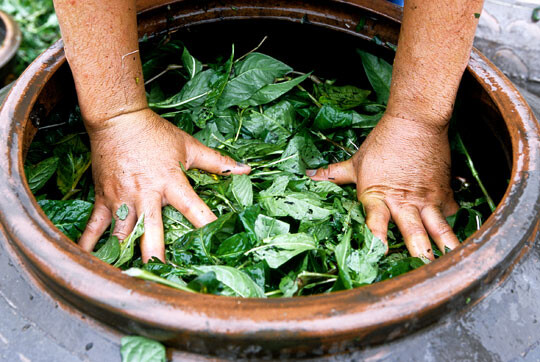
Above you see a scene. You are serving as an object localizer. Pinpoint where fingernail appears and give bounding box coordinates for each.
[236,161,248,167]
[306,169,317,176]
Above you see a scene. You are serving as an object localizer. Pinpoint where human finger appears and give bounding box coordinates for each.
[442,199,460,217]
[391,205,435,260]
[165,173,217,228]
[190,142,251,176]
[111,203,137,241]
[421,205,460,254]
[306,159,356,185]
[78,201,112,252]
[361,196,391,251]
[136,195,165,263]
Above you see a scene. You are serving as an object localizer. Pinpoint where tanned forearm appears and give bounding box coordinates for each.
[386,0,484,127]
[53,0,146,129]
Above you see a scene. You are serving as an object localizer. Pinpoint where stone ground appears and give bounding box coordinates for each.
[1,0,540,360]
[474,0,540,97]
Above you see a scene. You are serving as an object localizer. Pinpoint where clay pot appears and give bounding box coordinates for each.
[0,10,21,84]
[0,0,539,358]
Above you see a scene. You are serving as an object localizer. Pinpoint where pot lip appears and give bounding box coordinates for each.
[0,10,21,71]
[0,0,539,344]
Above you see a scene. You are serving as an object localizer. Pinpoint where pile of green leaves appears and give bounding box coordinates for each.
[0,0,60,76]
[26,39,491,298]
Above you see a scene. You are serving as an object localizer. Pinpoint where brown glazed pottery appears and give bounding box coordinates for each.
[0,10,21,84]
[0,0,539,358]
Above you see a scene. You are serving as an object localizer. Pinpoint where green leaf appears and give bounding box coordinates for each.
[93,236,120,264]
[250,233,317,269]
[260,191,332,221]
[217,53,293,109]
[162,206,193,244]
[193,122,225,148]
[357,49,393,104]
[231,174,253,207]
[238,205,262,238]
[174,213,236,263]
[116,204,129,221]
[37,199,93,241]
[151,68,217,109]
[314,83,371,110]
[242,100,296,144]
[277,134,326,174]
[347,250,378,285]
[254,214,290,240]
[242,261,267,290]
[120,336,166,362]
[216,232,253,262]
[181,47,203,79]
[377,254,425,281]
[192,265,266,298]
[25,156,59,193]
[335,228,353,289]
[279,271,299,297]
[187,271,224,295]
[124,268,193,293]
[259,175,290,196]
[309,180,345,197]
[56,151,91,196]
[447,207,482,241]
[185,168,220,186]
[313,104,381,130]
[114,213,145,268]
[232,139,283,160]
[238,74,309,107]
[360,225,386,264]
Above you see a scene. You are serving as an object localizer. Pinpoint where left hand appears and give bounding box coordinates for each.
[307,115,460,260]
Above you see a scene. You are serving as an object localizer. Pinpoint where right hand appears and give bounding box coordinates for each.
[78,108,251,262]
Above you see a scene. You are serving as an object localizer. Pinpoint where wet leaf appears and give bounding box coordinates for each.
[25,156,59,193]
[38,199,93,241]
[250,233,317,269]
[114,213,145,268]
[120,336,166,362]
[193,265,266,298]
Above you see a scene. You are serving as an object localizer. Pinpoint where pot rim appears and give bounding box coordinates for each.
[0,0,539,352]
[0,10,21,71]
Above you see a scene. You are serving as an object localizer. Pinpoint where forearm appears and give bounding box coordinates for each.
[386,0,484,127]
[53,0,146,128]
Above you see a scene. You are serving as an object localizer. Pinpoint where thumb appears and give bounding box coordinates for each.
[306,159,356,185]
[190,143,251,176]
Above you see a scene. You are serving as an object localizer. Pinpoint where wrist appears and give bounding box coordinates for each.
[385,90,454,129]
[376,113,449,138]
[84,107,153,137]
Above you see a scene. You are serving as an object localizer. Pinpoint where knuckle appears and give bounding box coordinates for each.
[113,230,130,240]
[143,208,161,224]
[84,221,101,235]
[435,222,453,237]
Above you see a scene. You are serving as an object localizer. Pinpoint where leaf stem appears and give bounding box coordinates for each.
[250,154,297,169]
[144,64,184,85]
[456,133,496,212]
[234,108,246,142]
[297,271,337,279]
[310,130,353,156]
[297,84,322,108]
[235,36,268,63]
[264,289,283,296]
[290,71,322,84]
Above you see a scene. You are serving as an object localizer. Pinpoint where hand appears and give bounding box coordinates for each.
[78,108,251,262]
[308,115,460,260]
